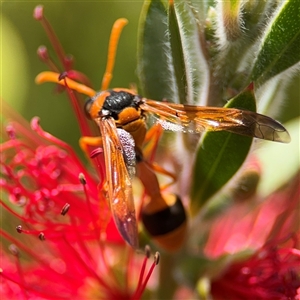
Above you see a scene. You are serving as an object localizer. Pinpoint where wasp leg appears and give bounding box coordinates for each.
[79,136,103,158]
[142,123,177,190]
[79,136,105,184]
[143,161,177,191]
[142,123,163,162]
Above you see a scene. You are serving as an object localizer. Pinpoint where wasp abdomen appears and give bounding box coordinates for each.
[141,194,187,252]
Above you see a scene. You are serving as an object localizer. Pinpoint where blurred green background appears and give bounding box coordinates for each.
[1,1,144,154]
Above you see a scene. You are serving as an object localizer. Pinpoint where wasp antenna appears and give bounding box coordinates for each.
[101,18,128,91]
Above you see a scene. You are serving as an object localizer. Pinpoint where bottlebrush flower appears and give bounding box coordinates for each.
[203,167,300,299]
[210,238,300,300]
[203,166,300,259]
[0,106,159,299]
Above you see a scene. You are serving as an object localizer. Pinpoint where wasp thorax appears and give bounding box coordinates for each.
[103,90,140,116]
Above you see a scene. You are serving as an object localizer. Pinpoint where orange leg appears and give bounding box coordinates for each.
[79,136,105,186]
[142,123,177,189]
[142,123,163,162]
[79,136,103,158]
[143,161,177,191]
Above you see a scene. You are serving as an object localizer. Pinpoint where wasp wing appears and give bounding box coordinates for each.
[116,128,136,180]
[98,117,138,248]
[141,100,290,143]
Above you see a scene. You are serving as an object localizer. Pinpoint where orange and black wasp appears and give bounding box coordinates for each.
[36,19,290,252]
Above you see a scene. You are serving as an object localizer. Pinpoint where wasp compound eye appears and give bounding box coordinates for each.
[84,97,94,119]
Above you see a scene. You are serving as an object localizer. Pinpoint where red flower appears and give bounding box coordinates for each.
[211,238,300,300]
[0,107,159,299]
[204,167,300,299]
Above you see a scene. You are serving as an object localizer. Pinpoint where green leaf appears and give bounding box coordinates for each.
[220,0,244,42]
[137,0,209,105]
[168,2,187,104]
[137,0,174,101]
[169,1,210,105]
[251,0,300,84]
[190,88,255,215]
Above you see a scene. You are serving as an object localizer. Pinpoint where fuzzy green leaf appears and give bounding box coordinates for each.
[167,2,187,104]
[251,0,300,84]
[221,0,244,42]
[137,0,209,105]
[137,0,174,101]
[190,88,255,215]
[169,1,209,105]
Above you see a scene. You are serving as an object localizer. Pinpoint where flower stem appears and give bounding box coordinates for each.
[157,252,178,299]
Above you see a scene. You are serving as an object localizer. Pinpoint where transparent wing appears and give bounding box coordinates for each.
[141,100,290,143]
[98,117,138,248]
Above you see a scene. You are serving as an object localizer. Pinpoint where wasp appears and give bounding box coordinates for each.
[36,19,290,252]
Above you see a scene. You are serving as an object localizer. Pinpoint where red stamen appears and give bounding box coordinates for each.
[16,225,22,233]
[211,239,300,299]
[135,246,151,292]
[5,124,16,140]
[79,173,101,240]
[66,70,93,88]
[33,5,71,70]
[90,148,103,158]
[61,203,70,215]
[89,148,106,190]
[0,201,36,226]
[1,229,51,267]
[16,225,46,239]
[2,106,43,147]
[132,247,160,300]
[59,73,94,137]
[8,244,28,299]
[60,234,117,295]
[63,54,74,71]
[32,5,43,20]
[30,117,96,184]
[38,232,46,241]
[37,46,60,73]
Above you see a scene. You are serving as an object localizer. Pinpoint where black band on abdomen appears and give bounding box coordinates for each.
[141,195,186,236]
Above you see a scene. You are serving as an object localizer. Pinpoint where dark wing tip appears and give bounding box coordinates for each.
[251,113,291,143]
[273,129,291,143]
[113,212,139,249]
